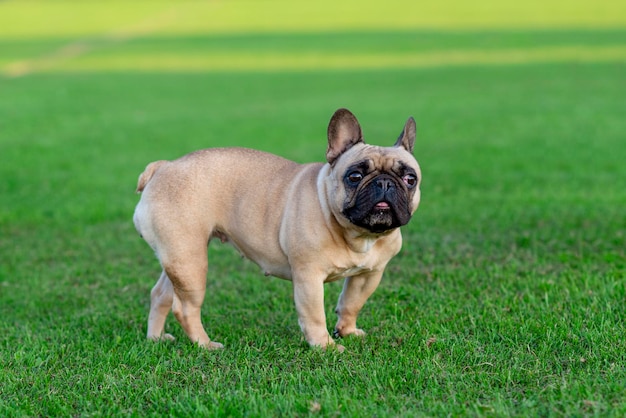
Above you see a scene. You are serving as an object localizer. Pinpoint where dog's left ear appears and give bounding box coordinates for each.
[394,117,416,154]
[327,108,364,165]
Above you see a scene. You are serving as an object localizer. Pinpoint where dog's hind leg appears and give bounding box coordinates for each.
[163,244,224,350]
[147,270,175,342]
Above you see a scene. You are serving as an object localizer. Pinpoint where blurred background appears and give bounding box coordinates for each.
[1,0,625,233]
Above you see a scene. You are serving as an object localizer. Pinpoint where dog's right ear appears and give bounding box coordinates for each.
[326,108,363,165]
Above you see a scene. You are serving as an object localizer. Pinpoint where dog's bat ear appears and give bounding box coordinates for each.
[394,116,416,154]
[326,108,363,165]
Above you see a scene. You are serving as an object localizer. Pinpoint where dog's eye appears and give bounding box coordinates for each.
[347,172,363,184]
[402,174,417,188]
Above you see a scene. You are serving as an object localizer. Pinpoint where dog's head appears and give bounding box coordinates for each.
[325,108,421,234]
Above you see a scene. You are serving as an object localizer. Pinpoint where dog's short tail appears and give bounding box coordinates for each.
[136,160,168,193]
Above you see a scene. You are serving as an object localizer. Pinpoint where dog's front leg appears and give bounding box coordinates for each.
[292,273,340,351]
[333,270,384,338]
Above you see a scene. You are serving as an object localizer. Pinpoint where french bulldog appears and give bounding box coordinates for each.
[133,108,421,351]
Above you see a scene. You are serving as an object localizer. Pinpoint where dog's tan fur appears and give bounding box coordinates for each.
[133,109,421,350]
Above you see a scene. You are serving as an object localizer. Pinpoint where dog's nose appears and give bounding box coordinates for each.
[376,178,394,191]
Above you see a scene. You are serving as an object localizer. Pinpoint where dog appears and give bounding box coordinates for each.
[133,108,421,351]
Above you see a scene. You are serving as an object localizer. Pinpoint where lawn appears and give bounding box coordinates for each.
[1,1,625,416]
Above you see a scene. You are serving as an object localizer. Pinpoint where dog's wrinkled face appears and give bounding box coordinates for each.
[340,148,419,233]
[325,109,421,234]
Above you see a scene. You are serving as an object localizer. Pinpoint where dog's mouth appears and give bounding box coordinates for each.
[343,200,407,234]
[372,202,393,220]
[374,201,391,212]
[364,201,397,233]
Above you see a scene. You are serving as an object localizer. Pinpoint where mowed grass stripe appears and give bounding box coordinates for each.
[48,45,626,72]
[3,28,626,77]
[2,0,625,76]
[4,45,626,76]
[2,0,626,39]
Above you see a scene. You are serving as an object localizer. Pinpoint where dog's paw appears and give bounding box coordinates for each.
[352,328,367,337]
[148,333,176,342]
[312,341,345,353]
[324,343,345,353]
[333,327,366,339]
[331,343,346,353]
[199,340,224,350]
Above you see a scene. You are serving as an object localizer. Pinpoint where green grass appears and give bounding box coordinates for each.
[1,1,626,416]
